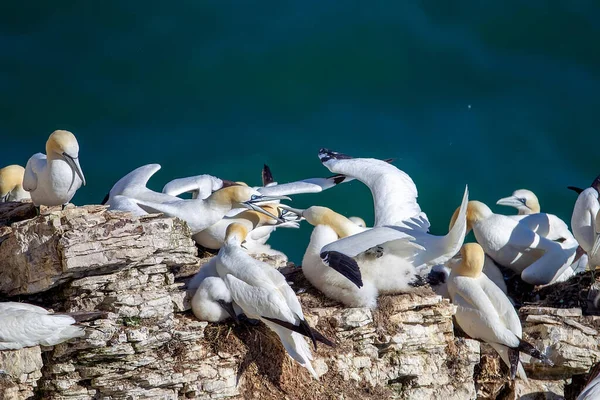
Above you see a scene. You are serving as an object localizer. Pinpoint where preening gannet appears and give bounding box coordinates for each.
[318,148,427,227]
[453,201,577,285]
[448,243,553,380]
[497,189,540,215]
[0,165,30,202]
[313,186,469,291]
[0,302,101,350]
[216,223,333,378]
[23,130,86,207]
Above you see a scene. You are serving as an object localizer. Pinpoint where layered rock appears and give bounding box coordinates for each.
[0,203,598,399]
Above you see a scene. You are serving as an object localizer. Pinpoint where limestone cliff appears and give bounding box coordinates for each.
[0,203,597,399]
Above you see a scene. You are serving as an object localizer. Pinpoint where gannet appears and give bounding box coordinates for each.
[162,174,230,200]
[286,186,469,305]
[318,148,427,227]
[216,223,332,378]
[23,130,86,207]
[496,188,579,281]
[348,216,366,228]
[188,258,239,322]
[497,189,540,215]
[577,363,600,400]
[193,203,300,258]
[0,302,99,350]
[453,200,577,285]
[0,165,30,202]
[570,177,600,269]
[448,243,553,380]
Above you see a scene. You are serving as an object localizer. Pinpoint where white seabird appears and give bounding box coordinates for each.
[216,223,333,378]
[23,130,86,207]
[188,258,239,323]
[497,189,540,215]
[0,165,30,202]
[448,243,553,380]
[0,302,100,350]
[570,177,600,269]
[454,200,577,285]
[286,185,469,305]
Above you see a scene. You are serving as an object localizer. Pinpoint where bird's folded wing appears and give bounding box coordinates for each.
[22,153,47,192]
[322,227,424,259]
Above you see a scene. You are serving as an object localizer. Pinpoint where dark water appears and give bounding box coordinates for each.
[1,2,599,262]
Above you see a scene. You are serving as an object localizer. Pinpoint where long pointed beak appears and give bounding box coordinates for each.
[496,196,522,208]
[244,203,285,223]
[245,195,291,205]
[63,153,86,186]
[277,204,305,221]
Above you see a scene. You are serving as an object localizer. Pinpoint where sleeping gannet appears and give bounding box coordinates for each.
[448,243,553,380]
[0,302,101,350]
[0,165,30,202]
[216,223,333,378]
[23,130,86,207]
[286,186,469,304]
[452,201,577,285]
[497,189,540,215]
[188,258,239,322]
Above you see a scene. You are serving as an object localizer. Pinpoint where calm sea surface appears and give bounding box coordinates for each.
[1,2,599,262]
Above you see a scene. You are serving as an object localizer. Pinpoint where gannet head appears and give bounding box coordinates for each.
[211,186,288,222]
[279,205,355,237]
[455,243,485,278]
[450,201,492,233]
[496,189,540,214]
[46,130,86,186]
[348,216,366,228]
[0,165,25,201]
[225,222,249,245]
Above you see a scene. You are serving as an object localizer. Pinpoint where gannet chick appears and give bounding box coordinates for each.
[216,223,333,378]
[453,201,577,285]
[188,258,239,322]
[0,165,30,202]
[135,186,288,234]
[448,243,554,380]
[23,130,86,207]
[318,148,427,227]
[312,186,469,291]
[497,189,540,215]
[0,302,101,350]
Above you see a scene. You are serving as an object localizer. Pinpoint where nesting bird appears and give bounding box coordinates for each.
[215,223,332,378]
[448,243,554,380]
[23,130,86,207]
[0,165,30,202]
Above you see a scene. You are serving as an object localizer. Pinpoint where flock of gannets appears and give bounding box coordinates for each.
[2,131,600,389]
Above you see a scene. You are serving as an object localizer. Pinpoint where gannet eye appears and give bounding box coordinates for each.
[250,194,259,201]
[520,198,527,204]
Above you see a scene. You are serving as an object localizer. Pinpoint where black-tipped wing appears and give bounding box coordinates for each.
[517,338,554,366]
[261,315,334,349]
[318,148,353,163]
[508,347,519,380]
[319,251,363,288]
[217,300,239,322]
[262,164,275,186]
[568,186,584,195]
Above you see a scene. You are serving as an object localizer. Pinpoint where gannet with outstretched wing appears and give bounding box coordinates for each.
[0,302,102,350]
[216,223,333,378]
[448,243,553,380]
[0,165,30,202]
[23,130,86,207]
[453,200,577,285]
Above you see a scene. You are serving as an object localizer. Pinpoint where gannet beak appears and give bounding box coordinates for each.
[278,205,305,221]
[245,195,291,205]
[496,196,523,208]
[63,153,86,186]
[244,203,285,223]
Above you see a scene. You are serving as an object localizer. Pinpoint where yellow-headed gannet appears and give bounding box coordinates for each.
[452,200,577,285]
[216,223,333,378]
[0,165,30,202]
[497,189,540,215]
[318,148,427,227]
[0,302,102,350]
[497,188,580,281]
[448,243,553,380]
[23,130,86,207]
[285,186,469,305]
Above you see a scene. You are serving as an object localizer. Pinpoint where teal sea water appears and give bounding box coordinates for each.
[1,2,599,263]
